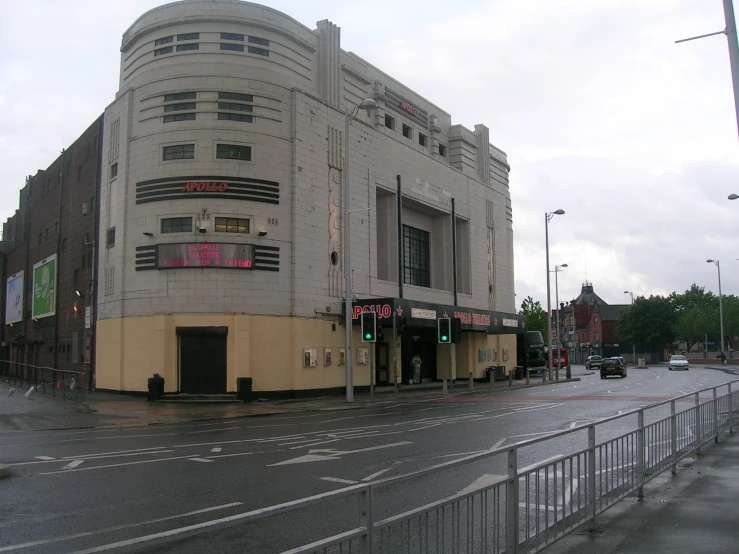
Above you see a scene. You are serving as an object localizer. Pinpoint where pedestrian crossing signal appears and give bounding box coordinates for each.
[438,318,451,343]
[361,311,377,342]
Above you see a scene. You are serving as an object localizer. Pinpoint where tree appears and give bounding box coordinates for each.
[677,306,714,352]
[669,284,717,313]
[519,296,548,344]
[617,295,678,352]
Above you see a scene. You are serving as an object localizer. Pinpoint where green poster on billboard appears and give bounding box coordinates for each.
[32,254,57,319]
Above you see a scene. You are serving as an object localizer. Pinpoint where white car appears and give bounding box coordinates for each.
[668,355,690,371]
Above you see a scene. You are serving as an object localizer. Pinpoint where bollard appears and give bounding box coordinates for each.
[526,367,530,385]
[469,372,473,391]
[509,369,513,387]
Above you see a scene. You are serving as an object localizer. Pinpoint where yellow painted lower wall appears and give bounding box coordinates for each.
[95,315,521,393]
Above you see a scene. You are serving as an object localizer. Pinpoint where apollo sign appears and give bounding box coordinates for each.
[182,182,229,192]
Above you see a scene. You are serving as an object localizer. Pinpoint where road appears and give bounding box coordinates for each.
[0,365,735,553]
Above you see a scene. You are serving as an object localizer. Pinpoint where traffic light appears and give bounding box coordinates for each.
[361,311,377,342]
[438,317,451,343]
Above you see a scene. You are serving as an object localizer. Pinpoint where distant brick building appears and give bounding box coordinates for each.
[1,117,103,388]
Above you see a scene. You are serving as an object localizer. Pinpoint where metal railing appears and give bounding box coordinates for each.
[1,361,88,402]
[43,379,739,554]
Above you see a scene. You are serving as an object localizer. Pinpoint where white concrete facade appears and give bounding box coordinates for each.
[96,0,517,394]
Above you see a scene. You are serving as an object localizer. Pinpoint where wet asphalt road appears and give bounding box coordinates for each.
[0,365,736,553]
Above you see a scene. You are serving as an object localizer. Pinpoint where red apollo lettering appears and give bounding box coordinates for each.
[182,182,230,193]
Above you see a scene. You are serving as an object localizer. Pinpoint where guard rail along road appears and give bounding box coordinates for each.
[41,379,739,553]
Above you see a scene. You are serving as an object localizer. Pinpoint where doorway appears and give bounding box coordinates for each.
[177,327,228,394]
[401,328,438,384]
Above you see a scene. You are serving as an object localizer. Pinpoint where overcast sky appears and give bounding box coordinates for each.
[2,0,739,311]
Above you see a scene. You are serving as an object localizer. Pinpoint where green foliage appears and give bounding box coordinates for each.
[617,295,677,350]
[519,296,548,345]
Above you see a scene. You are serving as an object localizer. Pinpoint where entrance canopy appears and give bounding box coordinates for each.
[349,297,526,335]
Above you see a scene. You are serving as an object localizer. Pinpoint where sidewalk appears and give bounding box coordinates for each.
[548,430,739,554]
[0,366,590,432]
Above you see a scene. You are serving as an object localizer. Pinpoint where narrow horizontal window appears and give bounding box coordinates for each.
[221,33,244,41]
[218,92,253,102]
[163,144,195,161]
[215,217,250,234]
[155,36,173,46]
[161,217,193,233]
[164,102,196,112]
[218,102,253,112]
[216,144,252,161]
[164,92,196,102]
[176,43,199,52]
[248,46,269,57]
[248,36,269,46]
[220,43,244,52]
[217,113,253,123]
[154,47,173,56]
[177,33,199,41]
[164,113,196,123]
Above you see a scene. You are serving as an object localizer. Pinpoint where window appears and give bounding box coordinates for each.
[248,46,269,56]
[106,227,116,248]
[110,163,118,178]
[155,36,173,46]
[595,317,599,326]
[219,92,253,102]
[177,33,200,41]
[216,144,252,161]
[164,113,196,123]
[402,225,430,288]
[218,113,252,122]
[215,217,250,234]
[418,133,427,147]
[438,144,447,157]
[164,92,196,102]
[402,124,412,139]
[155,46,173,56]
[248,36,270,46]
[77,166,83,180]
[164,102,197,113]
[163,144,195,161]
[221,43,245,52]
[176,43,199,52]
[218,102,253,112]
[161,217,193,233]
[595,332,599,342]
[221,33,244,41]
[384,114,395,130]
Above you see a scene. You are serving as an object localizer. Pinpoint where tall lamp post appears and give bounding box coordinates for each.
[552,263,568,380]
[545,209,566,381]
[707,259,726,354]
[624,291,637,365]
[676,0,739,141]
[343,98,378,403]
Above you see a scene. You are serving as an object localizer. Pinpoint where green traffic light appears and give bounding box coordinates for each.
[365,333,371,339]
[442,335,448,341]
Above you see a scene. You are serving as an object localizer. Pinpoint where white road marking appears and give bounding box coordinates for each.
[433,450,488,459]
[458,474,507,495]
[63,460,84,470]
[210,447,222,453]
[520,455,564,474]
[185,427,241,435]
[40,455,196,475]
[362,461,403,482]
[0,502,243,553]
[320,477,359,485]
[270,441,413,466]
[14,449,176,466]
[188,458,214,463]
[34,456,55,461]
[519,502,556,512]
[490,438,507,450]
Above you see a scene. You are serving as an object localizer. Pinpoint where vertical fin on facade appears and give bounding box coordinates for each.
[327,126,343,297]
[475,124,490,185]
[316,20,341,108]
[486,200,496,310]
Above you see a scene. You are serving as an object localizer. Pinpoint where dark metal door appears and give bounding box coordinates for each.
[179,334,227,394]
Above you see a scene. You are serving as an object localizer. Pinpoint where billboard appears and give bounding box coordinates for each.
[32,254,57,319]
[5,271,24,324]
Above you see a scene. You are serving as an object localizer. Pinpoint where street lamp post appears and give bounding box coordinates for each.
[624,291,636,365]
[707,259,726,354]
[552,263,568,380]
[545,209,566,381]
[343,99,378,403]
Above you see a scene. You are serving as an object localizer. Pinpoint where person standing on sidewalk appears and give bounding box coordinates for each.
[411,353,423,385]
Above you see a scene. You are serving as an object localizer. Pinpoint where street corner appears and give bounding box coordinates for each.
[0,463,11,479]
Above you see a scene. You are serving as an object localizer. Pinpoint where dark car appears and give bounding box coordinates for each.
[601,357,627,379]
[586,355,603,370]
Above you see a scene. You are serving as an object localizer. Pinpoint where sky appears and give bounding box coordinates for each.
[2,0,739,311]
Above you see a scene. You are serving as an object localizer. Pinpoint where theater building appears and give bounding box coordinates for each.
[95,0,522,396]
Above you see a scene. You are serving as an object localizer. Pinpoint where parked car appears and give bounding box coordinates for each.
[601,357,627,379]
[585,355,603,370]
[668,355,690,371]
[617,356,626,366]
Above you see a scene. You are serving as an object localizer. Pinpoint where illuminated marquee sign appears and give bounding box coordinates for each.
[156,243,254,269]
[182,181,229,192]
